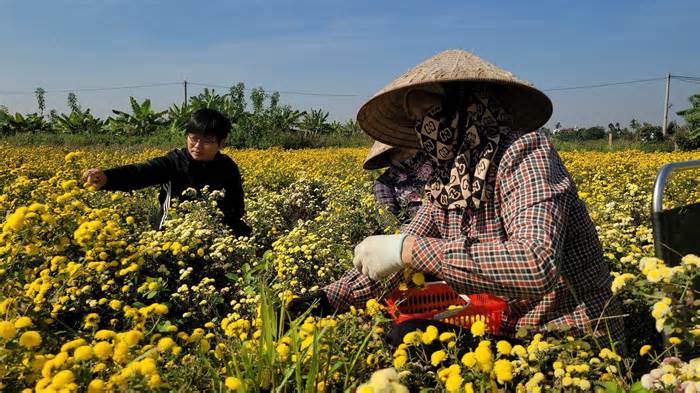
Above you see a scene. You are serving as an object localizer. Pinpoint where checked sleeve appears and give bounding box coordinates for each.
[323,198,438,310]
[322,267,404,311]
[373,180,399,216]
[406,133,571,300]
[402,203,441,238]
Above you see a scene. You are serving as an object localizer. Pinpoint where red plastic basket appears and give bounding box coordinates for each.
[385,282,506,334]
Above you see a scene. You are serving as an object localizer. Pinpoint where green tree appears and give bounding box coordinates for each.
[676,90,700,137]
[629,119,640,132]
[228,82,246,120]
[607,122,622,137]
[250,87,266,114]
[67,92,80,113]
[675,90,700,150]
[35,87,46,116]
[637,122,663,142]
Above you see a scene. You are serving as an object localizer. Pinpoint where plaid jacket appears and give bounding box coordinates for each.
[373,152,434,221]
[324,131,624,341]
[373,180,398,214]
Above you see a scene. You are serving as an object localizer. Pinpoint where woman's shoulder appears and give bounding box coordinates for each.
[502,130,552,155]
[497,131,556,169]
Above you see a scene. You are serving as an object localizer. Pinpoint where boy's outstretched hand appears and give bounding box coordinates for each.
[82,168,107,190]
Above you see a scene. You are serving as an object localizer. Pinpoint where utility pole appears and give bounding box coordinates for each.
[184,80,189,108]
[662,73,671,137]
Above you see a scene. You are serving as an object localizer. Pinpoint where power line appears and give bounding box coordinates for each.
[0,90,27,96]
[672,75,700,85]
[672,75,700,81]
[0,82,181,96]
[188,81,365,97]
[1,74,700,98]
[52,82,182,93]
[542,77,665,92]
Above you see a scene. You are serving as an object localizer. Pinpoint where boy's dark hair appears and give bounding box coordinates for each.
[185,108,231,142]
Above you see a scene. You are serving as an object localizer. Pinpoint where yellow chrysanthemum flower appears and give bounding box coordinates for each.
[93,341,113,360]
[421,325,439,345]
[0,321,16,340]
[431,350,447,366]
[225,376,242,390]
[14,316,32,329]
[445,372,463,392]
[496,340,512,356]
[470,319,486,337]
[87,379,105,393]
[74,345,94,361]
[18,330,42,348]
[493,359,513,383]
[461,352,477,368]
[411,272,426,286]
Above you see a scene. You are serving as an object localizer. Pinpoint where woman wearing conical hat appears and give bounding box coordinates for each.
[364,141,434,223]
[288,49,624,345]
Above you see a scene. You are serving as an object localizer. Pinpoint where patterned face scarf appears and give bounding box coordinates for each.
[414,90,513,210]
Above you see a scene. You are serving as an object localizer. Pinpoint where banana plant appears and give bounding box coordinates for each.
[677,91,700,138]
[270,106,305,133]
[0,108,22,136]
[52,108,106,135]
[188,88,234,114]
[0,111,51,135]
[300,108,332,135]
[23,113,52,133]
[166,103,193,135]
[107,97,167,136]
[171,87,248,134]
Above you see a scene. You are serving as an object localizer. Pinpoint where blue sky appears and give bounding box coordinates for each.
[1,0,698,128]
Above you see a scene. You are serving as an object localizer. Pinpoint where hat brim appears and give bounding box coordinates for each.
[363,142,395,170]
[363,149,393,170]
[357,80,553,148]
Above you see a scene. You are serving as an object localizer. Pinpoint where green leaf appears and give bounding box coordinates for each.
[156,320,173,333]
[663,323,674,335]
[630,381,651,393]
[603,381,624,393]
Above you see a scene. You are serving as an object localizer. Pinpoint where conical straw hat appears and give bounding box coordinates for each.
[363,141,395,170]
[357,49,553,148]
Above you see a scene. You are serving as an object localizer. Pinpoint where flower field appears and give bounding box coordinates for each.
[0,143,698,392]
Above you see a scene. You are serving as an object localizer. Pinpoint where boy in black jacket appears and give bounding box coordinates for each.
[83,108,252,236]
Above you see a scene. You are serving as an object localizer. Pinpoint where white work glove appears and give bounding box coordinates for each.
[353,234,407,281]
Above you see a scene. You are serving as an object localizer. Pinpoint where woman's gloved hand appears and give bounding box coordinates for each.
[353,234,407,280]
